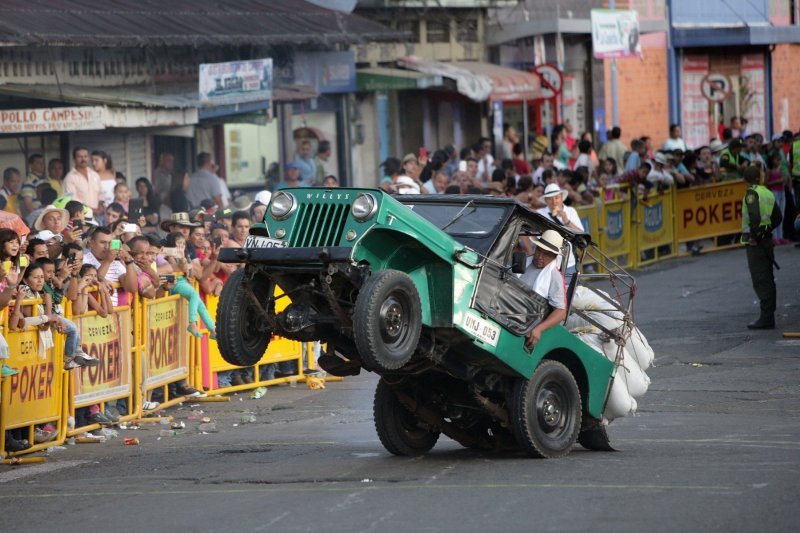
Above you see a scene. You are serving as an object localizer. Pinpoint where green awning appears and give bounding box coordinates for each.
[356,67,443,92]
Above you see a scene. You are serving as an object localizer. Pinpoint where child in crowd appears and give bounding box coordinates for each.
[9,263,98,370]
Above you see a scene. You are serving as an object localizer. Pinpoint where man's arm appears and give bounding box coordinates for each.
[526,308,567,348]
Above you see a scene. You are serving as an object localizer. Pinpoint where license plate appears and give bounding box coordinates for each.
[244,235,289,249]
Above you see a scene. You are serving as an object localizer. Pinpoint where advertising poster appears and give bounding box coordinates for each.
[591,9,642,59]
[199,58,273,105]
[144,298,188,388]
[74,310,132,406]
[2,328,62,426]
[676,181,747,241]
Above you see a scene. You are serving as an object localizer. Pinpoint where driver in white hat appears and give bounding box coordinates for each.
[521,229,568,349]
[536,183,584,274]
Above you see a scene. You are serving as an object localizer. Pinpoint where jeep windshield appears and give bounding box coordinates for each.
[402,201,510,254]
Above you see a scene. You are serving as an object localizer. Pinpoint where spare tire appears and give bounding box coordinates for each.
[353,270,422,372]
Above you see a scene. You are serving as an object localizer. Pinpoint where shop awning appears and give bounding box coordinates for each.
[398,56,540,102]
[0,82,319,128]
[356,67,443,92]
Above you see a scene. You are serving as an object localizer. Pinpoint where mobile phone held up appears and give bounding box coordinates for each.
[161,274,176,284]
[110,239,121,251]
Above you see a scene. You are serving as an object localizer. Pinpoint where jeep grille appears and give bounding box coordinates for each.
[289,202,349,247]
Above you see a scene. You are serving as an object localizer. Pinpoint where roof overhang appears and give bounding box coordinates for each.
[0,81,319,130]
[671,24,800,47]
[398,56,540,102]
[486,18,666,46]
[356,67,443,92]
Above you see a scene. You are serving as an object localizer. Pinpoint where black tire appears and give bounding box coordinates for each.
[373,379,439,456]
[509,360,582,458]
[353,270,422,371]
[216,268,275,367]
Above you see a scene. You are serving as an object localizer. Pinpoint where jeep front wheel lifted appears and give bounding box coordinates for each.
[216,269,275,367]
[510,360,582,458]
[373,379,439,456]
[353,270,422,371]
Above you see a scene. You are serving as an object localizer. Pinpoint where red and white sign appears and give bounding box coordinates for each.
[681,56,709,150]
[0,106,105,134]
[700,73,733,102]
[531,64,563,100]
[740,54,766,137]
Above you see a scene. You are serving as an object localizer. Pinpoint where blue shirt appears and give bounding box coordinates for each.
[624,151,640,173]
[293,155,316,181]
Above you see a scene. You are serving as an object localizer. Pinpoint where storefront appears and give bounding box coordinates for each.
[678,50,769,149]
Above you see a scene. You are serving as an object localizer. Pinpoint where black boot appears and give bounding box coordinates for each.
[747,316,775,330]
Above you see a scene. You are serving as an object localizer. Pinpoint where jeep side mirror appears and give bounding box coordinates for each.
[511,252,527,274]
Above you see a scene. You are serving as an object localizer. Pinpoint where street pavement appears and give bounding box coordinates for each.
[1,245,798,532]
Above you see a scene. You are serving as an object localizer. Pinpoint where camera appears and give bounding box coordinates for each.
[162,274,176,283]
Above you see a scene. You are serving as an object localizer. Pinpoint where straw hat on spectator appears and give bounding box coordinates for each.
[653,152,669,166]
[33,205,69,232]
[531,230,564,256]
[232,195,253,211]
[402,153,418,166]
[161,212,201,232]
[542,183,569,200]
[254,190,272,206]
[709,139,725,153]
[395,176,420,194]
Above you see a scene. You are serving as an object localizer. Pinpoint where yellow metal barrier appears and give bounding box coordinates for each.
[598,196,633,269]
[66,291,140,437]
[0,300,69,457]
[674,180,747,253]
[633,189,677,267]
[140,292,192,411]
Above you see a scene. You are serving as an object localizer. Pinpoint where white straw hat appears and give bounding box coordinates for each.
[542,183,568,199]
[531,229,564,255]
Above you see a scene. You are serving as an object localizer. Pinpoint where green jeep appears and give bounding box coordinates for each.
[217,188,634,458]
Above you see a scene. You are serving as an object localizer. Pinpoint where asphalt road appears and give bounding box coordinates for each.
[1,245,798,532]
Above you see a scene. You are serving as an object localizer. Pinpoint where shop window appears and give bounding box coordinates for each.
[457,18,479,42]
[223,121,280,188]
[395,20,420,42]
[426,20,451,43]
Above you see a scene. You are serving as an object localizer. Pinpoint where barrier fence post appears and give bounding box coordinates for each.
[0,296,67,458]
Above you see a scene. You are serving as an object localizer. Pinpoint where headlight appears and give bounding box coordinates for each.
[270,192,297,221]
[351,193,378,221]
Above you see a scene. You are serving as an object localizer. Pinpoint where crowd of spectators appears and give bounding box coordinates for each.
[375,123,800,247]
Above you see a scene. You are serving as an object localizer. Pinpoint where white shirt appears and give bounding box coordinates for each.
[477,154,495,184]
[84,250,127,307]
[647,167,674,186]
[536,205,583,270]
[662,138,687,152]
[520,260,566,310]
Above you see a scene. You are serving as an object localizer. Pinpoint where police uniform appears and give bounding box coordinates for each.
[741,176,782,329]
[719,147,742,181]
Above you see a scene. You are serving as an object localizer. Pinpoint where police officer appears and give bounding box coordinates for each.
[741,166,782,329]
[719,138,747,181]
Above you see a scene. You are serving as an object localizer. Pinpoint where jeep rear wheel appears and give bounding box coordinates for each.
[510,360,582,458]
[217,269,275,367]
[373,379,439,456]
[353,270,422,371]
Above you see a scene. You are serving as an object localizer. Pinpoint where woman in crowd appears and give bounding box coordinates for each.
[169,169,191,214]
[136,177,159,210]
[92,150,117,208]
[9,263,97,370]
[161,232,217,338]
